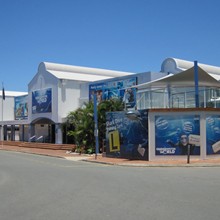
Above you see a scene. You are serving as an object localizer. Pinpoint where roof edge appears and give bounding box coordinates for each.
[161,57,220,75]
[39,62,134,77]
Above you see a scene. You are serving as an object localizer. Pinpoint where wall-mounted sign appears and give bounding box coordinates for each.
[15,95,28,120]
[89,77,137,108]
[155,115,200,155]
[106,110,148,160]
[32,88,52,114]
[206,115,220,155]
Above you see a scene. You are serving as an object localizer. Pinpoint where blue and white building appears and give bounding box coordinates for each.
[1,58,220,161]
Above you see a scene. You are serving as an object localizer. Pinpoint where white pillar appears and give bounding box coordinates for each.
[148,112,155,161]
[200,112,207,159]
[55,123,63,144]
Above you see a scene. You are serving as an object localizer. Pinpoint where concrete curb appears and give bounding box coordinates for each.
[2,148,220,167]
[1,148,65,159]
[82,159,220,167]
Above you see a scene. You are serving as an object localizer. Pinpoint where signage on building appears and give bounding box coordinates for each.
[206,115,220,155]
[89,77,137,108]
[14,95,28,120]
[155,115,200,156]
[32,88,52,114]
[106,110,148,160]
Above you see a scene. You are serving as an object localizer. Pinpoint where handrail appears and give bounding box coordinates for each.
[29,135,36,142]
[36,136,44,143]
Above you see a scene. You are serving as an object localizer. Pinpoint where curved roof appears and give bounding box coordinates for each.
[161,58,220,76]
[38,62,134,82]
[0,91,28,97]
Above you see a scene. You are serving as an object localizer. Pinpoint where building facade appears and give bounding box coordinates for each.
[1,61,135,144]
[1,58,220,161]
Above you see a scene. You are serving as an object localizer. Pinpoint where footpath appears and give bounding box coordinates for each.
[1,144,220,167]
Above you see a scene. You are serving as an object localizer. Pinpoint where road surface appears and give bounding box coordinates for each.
[0,150,220,220]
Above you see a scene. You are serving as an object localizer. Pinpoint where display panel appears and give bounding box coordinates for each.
[32,88,52,114]
[15,95,28,120]
[206,115,220,155]
[106,110,148,160]
[155,115,200,155]
[89,77,137,108]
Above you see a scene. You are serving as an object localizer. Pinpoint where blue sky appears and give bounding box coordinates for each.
[1,0,220,91]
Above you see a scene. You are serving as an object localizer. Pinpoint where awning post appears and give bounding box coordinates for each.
[194,61,199,108]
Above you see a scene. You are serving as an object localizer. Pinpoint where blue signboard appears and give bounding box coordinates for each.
[89,77,137,108]
[106,110,148,160]
[155,115,200,155]
[32,88,52,114]
[15,95,28,120]
[89,83,107,104]
[206,115,220,155]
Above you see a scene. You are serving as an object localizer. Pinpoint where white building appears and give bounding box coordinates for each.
[136,58,220,109]
[1,62,135,143]
[0,91,28,141]
[1,58,220,146]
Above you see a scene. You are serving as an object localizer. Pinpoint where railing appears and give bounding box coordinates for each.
[136,87,220,109]
[36,136,44,143]
[29,135,36,142]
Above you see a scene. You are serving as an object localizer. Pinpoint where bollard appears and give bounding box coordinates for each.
[187,144,190,164]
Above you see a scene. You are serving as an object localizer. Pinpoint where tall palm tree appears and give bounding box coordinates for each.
[66,98,124,153]
[66,101,95,153]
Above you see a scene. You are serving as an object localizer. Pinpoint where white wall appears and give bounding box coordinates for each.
[58,80,82,122]
[28,69,83,124]
[35,124,49,139]
[79,82,89,106]
[0,96,15,121]
[28,71,58,123]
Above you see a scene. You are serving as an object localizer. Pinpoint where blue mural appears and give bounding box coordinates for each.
[15,95,28,120]
[89,77,137,108]
[206,115,220,155]
[32,88,52,114]
[155,115,200,155]
[106,110,148,160]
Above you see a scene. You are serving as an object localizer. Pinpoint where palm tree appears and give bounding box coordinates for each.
[66,101,95,153]
[66,98,124,153]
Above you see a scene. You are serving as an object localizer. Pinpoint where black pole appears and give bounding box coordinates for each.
[187,144,190,164]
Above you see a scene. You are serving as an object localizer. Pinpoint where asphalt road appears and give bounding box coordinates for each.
[0,150,220,220]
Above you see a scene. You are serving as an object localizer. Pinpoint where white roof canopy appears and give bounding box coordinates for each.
[136,66,220,90]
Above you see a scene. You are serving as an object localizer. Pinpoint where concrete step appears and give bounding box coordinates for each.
[2,141,76,151]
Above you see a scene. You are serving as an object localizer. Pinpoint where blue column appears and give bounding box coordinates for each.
[194,61,199,108]
[93,93,99,158]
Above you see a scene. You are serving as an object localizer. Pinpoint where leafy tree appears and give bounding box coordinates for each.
[66,98,124,154]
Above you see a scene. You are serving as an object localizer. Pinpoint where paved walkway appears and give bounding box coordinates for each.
[1,144,220,167]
